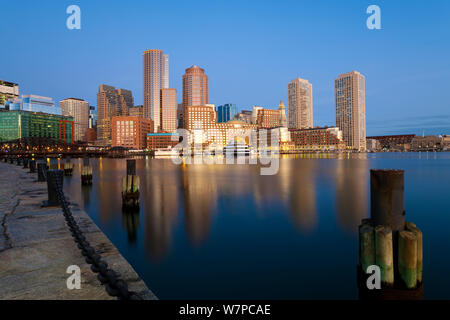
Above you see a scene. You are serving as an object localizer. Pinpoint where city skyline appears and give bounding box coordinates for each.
[1,0,449,136]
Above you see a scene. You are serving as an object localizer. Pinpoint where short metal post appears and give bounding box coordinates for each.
[43,170,63,207]
[37,163,47,182]
[370,169,405,231]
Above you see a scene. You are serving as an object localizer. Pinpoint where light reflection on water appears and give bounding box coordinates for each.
[63,153,450,299]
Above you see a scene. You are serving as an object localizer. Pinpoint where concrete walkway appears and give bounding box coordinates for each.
[0,161,156,300]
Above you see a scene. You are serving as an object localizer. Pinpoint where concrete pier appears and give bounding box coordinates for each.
[0,162,156,300]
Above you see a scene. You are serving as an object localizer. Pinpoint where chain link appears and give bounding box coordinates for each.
[51,172,142,300]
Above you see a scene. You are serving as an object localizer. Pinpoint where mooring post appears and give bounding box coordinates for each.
[81,157,92,185]
[370,169,405,231]
[358,169,424,298]
[127,159,136,176]
[43,170,63,207]
[29,160,36,173]
[37,162,47,182]
[122,159,139,209]
[64,158,74,176]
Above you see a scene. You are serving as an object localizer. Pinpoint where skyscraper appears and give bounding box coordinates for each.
[117,89,133,116]
[288,78,313,129]
[335,71,366,151]
[160,88,177,132]
[217,104,237,123]
[182,65,208,109]
[60,98,89,142]
[97,84,133,145]
[143,49,169,131]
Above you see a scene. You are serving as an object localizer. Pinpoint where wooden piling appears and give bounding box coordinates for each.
[127,159,136,176]
[63,162,74,176]
[398,231,418,289]
[406,221,423,284]
[375,225,394,286]
[359,224,375,273]
[81,165,92,185]
[370,170,405,231]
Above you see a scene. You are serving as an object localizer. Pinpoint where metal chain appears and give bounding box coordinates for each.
[51,172,142,300]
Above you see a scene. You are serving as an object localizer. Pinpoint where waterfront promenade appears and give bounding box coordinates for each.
[0,162,156,300]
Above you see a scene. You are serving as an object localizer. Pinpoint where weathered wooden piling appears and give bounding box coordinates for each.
[375,225,394,286]
[63,162,74,176]
[370,169,405,231]
[42,170,64,207]
[405,222,423,284]
[398,231,418,289]
[122,160,139,209]
[359,224,375,273]
[29,160,36,173]
[37,162,47,182]
[81,158,92,185]
[358,169,424,299]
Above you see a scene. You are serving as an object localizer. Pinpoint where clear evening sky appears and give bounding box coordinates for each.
[1,0,449,136]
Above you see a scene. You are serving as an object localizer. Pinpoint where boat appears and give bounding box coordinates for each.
[223,141,250,156]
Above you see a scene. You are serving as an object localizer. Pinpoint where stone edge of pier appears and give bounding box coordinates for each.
[0,162,157,300]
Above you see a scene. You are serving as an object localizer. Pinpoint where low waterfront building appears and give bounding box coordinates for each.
[0,110,74,144]
[0,80,19,106]
[366,138,381,152]
[233,110,252,124]
[366,134,415,151]
[182,105,258,148]
[111,116,154,149]
[442,135,450,150]
[147,132,180,150]
[289,127,345,151]
[411,135,443,151]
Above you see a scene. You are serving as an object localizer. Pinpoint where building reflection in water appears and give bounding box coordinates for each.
[180,164,217,246]
[281,157,318,233]
[143,160,179,260]
[334,153,369,232]
[97,159,122,224]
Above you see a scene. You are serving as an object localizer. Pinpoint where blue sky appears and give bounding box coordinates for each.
[1,0,449,136]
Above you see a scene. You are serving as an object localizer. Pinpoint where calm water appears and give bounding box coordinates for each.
[63,153,450,299]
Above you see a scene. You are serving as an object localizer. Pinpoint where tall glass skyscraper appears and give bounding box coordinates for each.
[217,104,237,123]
